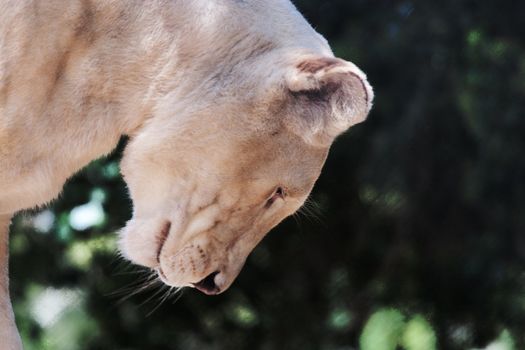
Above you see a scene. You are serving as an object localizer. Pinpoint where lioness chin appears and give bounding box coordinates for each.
[0,0,373,348]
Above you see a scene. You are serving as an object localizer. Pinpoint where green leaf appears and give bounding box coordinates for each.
[360,308,405,350]
[401,315,437,350]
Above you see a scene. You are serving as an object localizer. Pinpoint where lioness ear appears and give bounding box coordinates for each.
[284,56,373,147]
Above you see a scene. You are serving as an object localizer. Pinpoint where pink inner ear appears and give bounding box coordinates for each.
[296,57,342,74]
[290,80,341,103]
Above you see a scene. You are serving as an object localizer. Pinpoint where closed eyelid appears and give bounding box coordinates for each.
[268,187,286,199]
[264,187,286,209]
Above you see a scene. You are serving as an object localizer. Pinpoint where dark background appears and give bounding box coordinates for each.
[10,0,525,349]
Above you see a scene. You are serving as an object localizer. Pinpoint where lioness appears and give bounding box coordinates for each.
[0,0,373,348]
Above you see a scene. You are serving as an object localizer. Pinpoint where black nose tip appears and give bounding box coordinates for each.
[193,271,221,295]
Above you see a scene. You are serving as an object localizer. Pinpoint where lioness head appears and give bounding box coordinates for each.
[119,53,373,295]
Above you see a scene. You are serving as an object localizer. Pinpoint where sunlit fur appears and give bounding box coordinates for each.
[0,1,372,348]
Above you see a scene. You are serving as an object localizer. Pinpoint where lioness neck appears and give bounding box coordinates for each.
[0,1,182,213]
[0,214,22,349]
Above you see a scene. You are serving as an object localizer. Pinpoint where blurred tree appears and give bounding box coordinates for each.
[9,0,525,349]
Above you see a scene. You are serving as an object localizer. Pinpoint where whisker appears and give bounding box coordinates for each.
[139,282,169,309]
[112,268,153,277]
[109,271,161,305]
[107,247,190,313]
[170,288,185,304]
[107,278,150,298]
[115,280,161,305]
[296,197,325,224]
[146,286,173,317]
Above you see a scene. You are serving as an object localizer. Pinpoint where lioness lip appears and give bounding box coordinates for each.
[193,271,221,295]
[157,267,168,282]
[156,221,172,264]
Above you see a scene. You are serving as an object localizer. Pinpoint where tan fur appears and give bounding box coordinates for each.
[0,0,372,347]
[0,215,21,350]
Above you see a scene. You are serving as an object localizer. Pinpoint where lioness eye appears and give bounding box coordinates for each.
[265,187,286,208]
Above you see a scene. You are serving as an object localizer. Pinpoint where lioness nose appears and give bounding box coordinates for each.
[193,271,221,295]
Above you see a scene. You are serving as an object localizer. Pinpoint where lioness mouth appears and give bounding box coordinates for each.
[156,221,171,264]
[193,271,221,295]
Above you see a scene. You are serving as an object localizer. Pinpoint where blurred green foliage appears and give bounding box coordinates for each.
[359,309,405,350]
[9,0,525,349]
